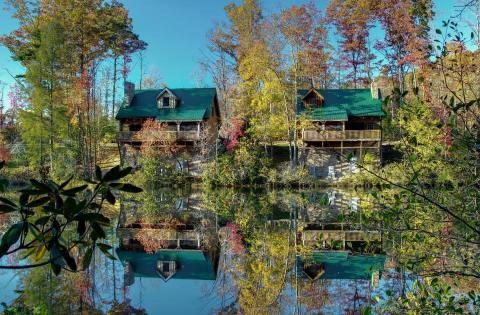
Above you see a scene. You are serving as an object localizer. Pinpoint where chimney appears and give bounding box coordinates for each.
[370,80,381,100]
[124,81,135,106]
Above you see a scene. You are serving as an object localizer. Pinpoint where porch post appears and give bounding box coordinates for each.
[197,122,201,137]
[176,122,180,132]
[342,121,345,131]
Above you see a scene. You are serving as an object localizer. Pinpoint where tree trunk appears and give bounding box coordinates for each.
[49,76,54,175]
[112,56,118,119]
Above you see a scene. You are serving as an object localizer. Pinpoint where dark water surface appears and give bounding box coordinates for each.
[0,188,403,314]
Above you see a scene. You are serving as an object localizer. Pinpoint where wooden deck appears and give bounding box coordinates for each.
[117,130,200,142]
[301,230,381,245]
[117,227,201,244]
[302,129,381,142]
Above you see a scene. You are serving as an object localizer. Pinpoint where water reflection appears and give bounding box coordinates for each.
[1,188,397,314]
[117,193,220,284]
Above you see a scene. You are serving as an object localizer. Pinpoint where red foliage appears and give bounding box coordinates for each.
[442,126,453,149]
[441,223,451,237]
[223,117,244,151]
[0,147,11,162]
[72,274,93,305]
[137,118,180,156]
[134,233,168,254]
[122,54,131,80]
[225,223,244,255]
[280,2,329,82]
[7,84,27,111]
[326,0,372,87]
[6,84,27,125]
[375,0,430,68]
[432,107,453,151]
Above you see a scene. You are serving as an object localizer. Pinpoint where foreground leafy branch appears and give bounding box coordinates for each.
[0,162,142,275]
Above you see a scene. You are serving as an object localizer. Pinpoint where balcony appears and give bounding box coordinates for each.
[117,130,200,142]
[302,129,381,142]
[301,229,381,244]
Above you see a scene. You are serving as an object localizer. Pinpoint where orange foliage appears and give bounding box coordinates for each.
[137,118,180,156]
[0,147,11,162]
[134,233,169,254]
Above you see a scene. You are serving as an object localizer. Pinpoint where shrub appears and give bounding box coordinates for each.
[202,142,270,186]
[137,147,188,186]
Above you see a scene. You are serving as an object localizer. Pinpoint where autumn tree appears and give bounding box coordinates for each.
[22,20,68,173]
[140,66,165,89]
[327,0,374,88]
[135,119,185,183]
[1,0,146,179]
[279,2,330,164]
[373,0,433,93]
[351,16,480,312]
[103,0,147,118]
[206,0,264,144]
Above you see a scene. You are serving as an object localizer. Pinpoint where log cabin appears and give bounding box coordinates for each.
[117,248,218,284]
[116,197,219,284]
[298,84,385,178]
[298,251,385,288]
[116,82,220,147]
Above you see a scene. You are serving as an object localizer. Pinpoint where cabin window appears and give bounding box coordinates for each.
[325,122,343,131]
[163,262,170,272]
[129,124,142,131]
[180,123,197,131]
[304,94,323,107]
[166,124,177,131]
[366,123,378,130]
[162,97,170,107]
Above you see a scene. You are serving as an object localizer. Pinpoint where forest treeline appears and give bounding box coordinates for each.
[0,0,479,313]
[1,0,146,179]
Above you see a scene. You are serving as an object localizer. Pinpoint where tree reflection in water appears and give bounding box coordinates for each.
[1,187,396,314]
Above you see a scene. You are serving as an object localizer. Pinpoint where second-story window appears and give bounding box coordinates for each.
[163,97,170,107]
[305,94,323,107]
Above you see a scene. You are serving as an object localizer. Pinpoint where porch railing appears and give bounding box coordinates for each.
[302,129,381,141]
[117,130,200,142]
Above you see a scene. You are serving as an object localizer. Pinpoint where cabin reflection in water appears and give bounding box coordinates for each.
[295,190,382,252]
[114,189,387,313]
[294,190,386,304]
[116,197,220,286]
[298,251,386,287]
[299,190,368,222]
[295,251,387,314]
[117,249,218,285]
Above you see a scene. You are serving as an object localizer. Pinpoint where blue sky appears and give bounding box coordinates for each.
[0,0,472,103]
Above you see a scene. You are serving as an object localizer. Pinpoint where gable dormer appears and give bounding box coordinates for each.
[156,260,177,281]
[156,88,179,109]
[302,89,324,108]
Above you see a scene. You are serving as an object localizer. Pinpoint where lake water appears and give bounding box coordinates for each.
[0,188,404,314]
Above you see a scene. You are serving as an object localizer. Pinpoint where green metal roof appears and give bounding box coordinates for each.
[116,249,216,281]
[297,89,384,121]
[116,88,216,122]
[299,251,386,280]
[309,107,348,121]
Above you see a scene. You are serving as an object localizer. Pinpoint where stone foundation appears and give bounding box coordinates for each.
[300,147,380,180]
[119,143,208,177]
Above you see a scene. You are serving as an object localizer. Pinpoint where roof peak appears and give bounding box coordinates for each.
[135,87,215,92]
[312,88,371,91]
